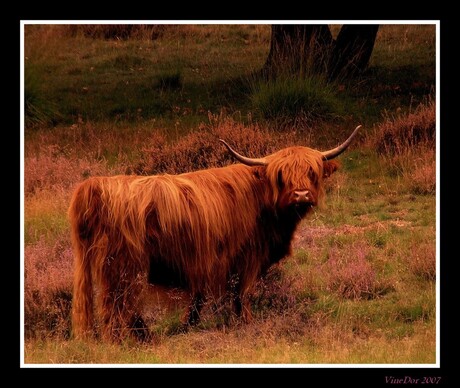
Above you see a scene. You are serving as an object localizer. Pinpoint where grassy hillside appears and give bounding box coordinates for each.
[23,24,436,365]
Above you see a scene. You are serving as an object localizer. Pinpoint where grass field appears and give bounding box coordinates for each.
[22,23,437,365]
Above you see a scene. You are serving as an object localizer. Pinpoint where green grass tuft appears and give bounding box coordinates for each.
[250,76,345,125]
[155,70,183,90]
[25,66,62,127]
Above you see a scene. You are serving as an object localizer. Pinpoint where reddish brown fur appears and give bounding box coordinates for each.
[69,146,338,340]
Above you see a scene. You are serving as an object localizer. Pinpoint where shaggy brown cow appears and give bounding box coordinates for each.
[69,126,361,340]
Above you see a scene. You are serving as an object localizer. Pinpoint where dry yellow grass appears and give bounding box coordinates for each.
[370,100,436,194]
[24,319,435,364]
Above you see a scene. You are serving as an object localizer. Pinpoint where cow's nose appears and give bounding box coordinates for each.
[294,190,310,203]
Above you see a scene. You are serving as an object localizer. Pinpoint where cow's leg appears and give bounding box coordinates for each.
[185,293,205,326]
[232,274,254,323]
[122,274,149,341]
[98,286,118,341]
[233,293,253,323]
[98,254,149,341]
[129,314,150,341]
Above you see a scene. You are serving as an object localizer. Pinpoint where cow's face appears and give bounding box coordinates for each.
[220,125,359,217]
[264,147,339,215]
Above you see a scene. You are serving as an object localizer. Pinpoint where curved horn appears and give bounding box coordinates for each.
[321,125,362,160]
[219,139,268,166]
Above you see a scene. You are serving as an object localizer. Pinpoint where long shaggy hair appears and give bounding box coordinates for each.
[69,146,339,340]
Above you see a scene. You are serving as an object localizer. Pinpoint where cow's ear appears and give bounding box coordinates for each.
[323,160,340,178]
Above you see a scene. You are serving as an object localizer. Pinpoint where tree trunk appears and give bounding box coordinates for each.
[262,24,379,81]
[262,25,333,78]
[328,25,380,80]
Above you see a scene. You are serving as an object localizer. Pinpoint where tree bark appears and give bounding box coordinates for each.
[262,25,333,78]
[262,24,379,81]
[328,25,380,80]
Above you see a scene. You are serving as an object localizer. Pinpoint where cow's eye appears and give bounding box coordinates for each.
[277,171,284,188]
[307,169,317,183]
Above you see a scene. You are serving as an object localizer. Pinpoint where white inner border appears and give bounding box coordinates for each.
[20,20,441,369]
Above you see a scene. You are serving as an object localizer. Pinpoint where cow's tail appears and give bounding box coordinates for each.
[68,179,100,339]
